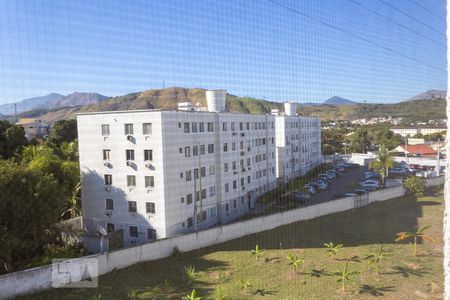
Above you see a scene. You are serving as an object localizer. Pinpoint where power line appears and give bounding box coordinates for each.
[267,0,446,73]
[348,0,446,49]
[376,0,445,37]
[406,0,445,20]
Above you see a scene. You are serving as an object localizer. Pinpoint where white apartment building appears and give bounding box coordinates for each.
[274,103,322,182]
[390,127,446,137]
[77,90,321,247]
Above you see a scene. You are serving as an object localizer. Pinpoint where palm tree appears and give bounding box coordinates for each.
[286,254,305,271]
[239,279,252,293]
[368,144,394,186]
[395,225,435,256]
[58,140,79,161]
[183,289,201,300]
[324,242,343,259]
[251,245,264,259]
[364,245,391,273]
[333,262,359,292]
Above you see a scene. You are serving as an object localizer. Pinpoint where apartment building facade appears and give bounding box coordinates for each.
[77,90,321,246]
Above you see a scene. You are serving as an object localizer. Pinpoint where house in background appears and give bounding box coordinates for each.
[16,118,50,140]
[390,144,437,157]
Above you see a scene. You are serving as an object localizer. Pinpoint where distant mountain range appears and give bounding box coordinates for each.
[0,92,107,115]
[407,89,446,101]
[2,88,446,123]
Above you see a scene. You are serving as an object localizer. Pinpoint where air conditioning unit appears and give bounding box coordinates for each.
[232,132,237,136]
[241,168,246,172]
[240,151,245,156]
[127,135,133,141]
[145,161,152,168]
[105,211,112,217]
[126,160,134,166]
[103,161,111,167]
[247,147,251,151]
[241,133,245,137]
[104,186,111,192]
[233,171,238,175]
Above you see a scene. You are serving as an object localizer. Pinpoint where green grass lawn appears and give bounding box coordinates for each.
[23,188,444,300]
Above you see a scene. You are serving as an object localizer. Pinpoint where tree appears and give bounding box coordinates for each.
[183,289,201,300]
[348,128,370,153]
[0,161,65,272]
[404,176,425,197]
[47,119,77,146]
[333,262,359,292]
[364,245,391,273]
[369,145,394,186]
[286,254,305,271]
[251,245,264,259]
[395,225,435,256]
[324,242,343,259]
[0,121,28,159]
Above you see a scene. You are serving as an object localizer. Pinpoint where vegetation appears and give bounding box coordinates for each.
[333,262,359,292]
[23,189,444,299]
[183,289,201,300]
[183,265,198,284]
[286,254,305,271]
[395,225,435,256]
[0,120,28,159]
[324,242,343,259]
[369,145,394,186]
[250,245,264,259]
[364,245,390,274]
[404,176,426,197]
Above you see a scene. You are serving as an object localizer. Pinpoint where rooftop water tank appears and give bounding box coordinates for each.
[284,102,297,116]
[206,90,226,113]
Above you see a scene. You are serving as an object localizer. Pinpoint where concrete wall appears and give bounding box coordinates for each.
[0,176,442,300]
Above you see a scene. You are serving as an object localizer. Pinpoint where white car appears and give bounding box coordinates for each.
[360,179,380,185]
[359,182,380,189]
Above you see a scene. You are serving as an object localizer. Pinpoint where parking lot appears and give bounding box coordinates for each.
[295,165,366,207]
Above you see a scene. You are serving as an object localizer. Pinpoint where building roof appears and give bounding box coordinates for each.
[16,118,39,125]
[393,144,437,156]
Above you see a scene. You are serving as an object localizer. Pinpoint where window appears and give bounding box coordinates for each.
[185,146,191,157]
[225,203,230,213]
[179,147,183,154]
[193,145,198,156]
[207,122,213,132]
[187,217,193,228]
[186,170,192,181]
[128,201,137,213]
[147,228,156,240]
[231,122,235,131]
[209,165,215,175]
[209,207,217,218]
[223,122,227,131]
[239,122,243,131]
[184,122,190,133]
[197,144,204,155]
[129,226,138,237]
[186,193,193,205]
[125,123,134,135]
[233,199,237,209]
[104,174,112,185]
[223,143,228,152]
[232,161,237,170]
[127,175,136,187]
[200,167,206,177]
[241,178,244,186]
[224,163,228,172]
[199,122,205,132]
[194,168,199,179]
[126,149,135,161]
[201,188,207,199]
[246,122,250,130]
[145,176,154,188]
[225,183,229,193]
[103,149,111,160]
[192,122,197,133]
[144,149,153,161]
[146,202,155,213]
[247,176,251,184]
[107,223,115,233]
[142,123,152,135]
[209,186,216,196]
[208,144,214,153]
[105,198,113,210]
[101,124,110,136]
[233,180,237,189]
[232,142,236,151]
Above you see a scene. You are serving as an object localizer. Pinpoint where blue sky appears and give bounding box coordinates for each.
[0,0,446,104]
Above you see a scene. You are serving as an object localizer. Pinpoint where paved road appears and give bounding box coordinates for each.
[296,166,366,207]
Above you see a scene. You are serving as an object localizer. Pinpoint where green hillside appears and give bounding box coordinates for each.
[7,87,446,123]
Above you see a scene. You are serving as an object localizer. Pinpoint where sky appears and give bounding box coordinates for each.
[0,0,447,104]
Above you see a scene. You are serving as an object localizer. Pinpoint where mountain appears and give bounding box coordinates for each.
[407,89,446,101]
[44,92,108,109]
[7,87,447,124]
[323,96,357,105]
[0,93,63,115]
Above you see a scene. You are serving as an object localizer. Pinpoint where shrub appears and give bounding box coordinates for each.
[404,176,425,197]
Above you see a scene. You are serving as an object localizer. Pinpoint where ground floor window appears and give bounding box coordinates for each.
[147,228,156,240]
[129,226,138,237]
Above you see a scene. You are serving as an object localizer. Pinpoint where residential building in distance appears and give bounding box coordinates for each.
[390,127,446,137]
[77,90,322,246]
[16,118,50,140]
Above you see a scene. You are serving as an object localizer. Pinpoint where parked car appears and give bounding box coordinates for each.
[389,167,407,175]
[293,191,312,202]
[318,174,333,182]
[354,189,368,195]
[336,167,346,173]
[360,179,380,185]
[311,181,327,190]
[326,170,338,178]
[359,181,380,189]
[344,192,358,197]
[303,184,317,194]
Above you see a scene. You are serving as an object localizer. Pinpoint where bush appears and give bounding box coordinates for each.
[404,176,425,197]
